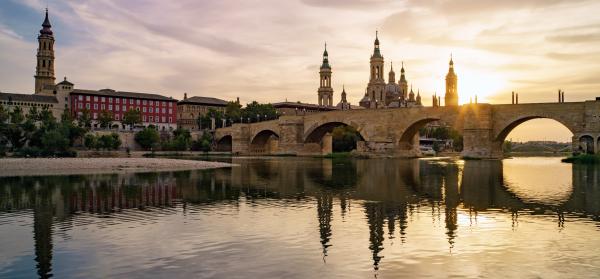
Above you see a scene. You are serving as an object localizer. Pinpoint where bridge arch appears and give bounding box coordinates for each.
[215,135,232,152]
[304,121,365,143]
[397,118,442,150]
[494,116,576,143]
[250,130,280,154]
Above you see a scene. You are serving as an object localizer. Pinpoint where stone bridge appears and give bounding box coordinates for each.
[214,100,600,158]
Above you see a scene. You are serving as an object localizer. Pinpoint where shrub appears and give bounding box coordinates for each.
[84,134,97,150]
[135,127,160,150]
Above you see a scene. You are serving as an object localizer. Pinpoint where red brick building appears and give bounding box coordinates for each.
[70,88,178,130]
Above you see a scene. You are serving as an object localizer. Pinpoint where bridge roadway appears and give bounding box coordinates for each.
[215,100,600,158]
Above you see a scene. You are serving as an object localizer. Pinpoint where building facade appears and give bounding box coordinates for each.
[177,94,229,130]
[358,32,423,109]
[70,88,178,130]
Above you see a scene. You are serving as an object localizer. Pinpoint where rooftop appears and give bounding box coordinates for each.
[72,89,176,101]
[272,101,338,110]
[179,96,229,106]
[0,92,58,103]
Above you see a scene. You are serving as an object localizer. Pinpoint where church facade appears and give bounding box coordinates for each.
[319,32,459,110]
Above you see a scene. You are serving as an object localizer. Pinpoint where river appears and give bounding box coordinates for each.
[1,157,599,278]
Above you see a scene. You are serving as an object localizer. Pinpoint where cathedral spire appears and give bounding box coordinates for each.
[321,42,330,69]
[40,8,53,35]
[388,61,396,83]
[372,30,382,58]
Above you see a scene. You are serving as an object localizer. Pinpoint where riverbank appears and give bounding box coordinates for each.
[0,158,234,177]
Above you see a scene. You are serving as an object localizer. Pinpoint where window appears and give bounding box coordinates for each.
[116,98,120,104]
[78,95,83,101]
[162,108,166,113]
[130,99,134,104]
[149,116,153,122]
[143,100,147,105]
[101,104,105,110]
[78,103,82,109]
[101,97,105,102]
[109,97,113,102]
[168,108,172,114]
[86,96,90,101]
[150,100,153,105]
[162,101,166,106]
[122,105,126,111]
[115,114,119,120]
[94,96,98,102]
[116,105,119,111]
[156,116,159,123]
[143,115,147,122]
[162,116,166,123]
[143,107,146,112]
[93,113,97,119]
[149,107,153,113]
[136,99,140,105]
[94,104,98,110]
[168,102,172,107]
[136,107,140,111]
[168,117,172,123]
[86,103,90,109]
[109,105,113,110]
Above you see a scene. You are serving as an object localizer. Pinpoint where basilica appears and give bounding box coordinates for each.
[318,32,459,109]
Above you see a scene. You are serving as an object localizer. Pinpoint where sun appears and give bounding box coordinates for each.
[457,69,506,105]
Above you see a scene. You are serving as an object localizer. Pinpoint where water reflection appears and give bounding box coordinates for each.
[1,157,600,278]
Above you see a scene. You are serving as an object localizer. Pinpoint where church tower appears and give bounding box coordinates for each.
[365,31,386,108]
[444,56,458,106]
[35,9,56,95]
[318,43,333,106]
[399,62,408,100]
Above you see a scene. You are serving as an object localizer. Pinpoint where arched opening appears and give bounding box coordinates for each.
[216,135,232,152]
[250,130,279,154]
[579,135,594,154]
[305,122,365,154]
[496,118,574,156]
[398,119,463,156]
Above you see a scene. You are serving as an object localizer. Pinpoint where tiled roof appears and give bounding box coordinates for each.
[72,89,177,102]
[179,96,229,106]
[0,92,58,103]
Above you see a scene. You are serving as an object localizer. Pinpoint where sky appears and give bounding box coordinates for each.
[2,0,600,141]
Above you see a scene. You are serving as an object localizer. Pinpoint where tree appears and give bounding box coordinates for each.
[78,108,92,128]
[98,110,113,129]
[331,125,362,152]
[123,109,142,129]
[191,131,213,152]
[135,127,160,150]
[197,108,224,130]
[242,101,277,122]
[225,101,243,123]
[41,130,69,153]
[84,134,97,150]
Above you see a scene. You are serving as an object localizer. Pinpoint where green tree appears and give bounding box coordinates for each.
[197,108,224,130]
[110,133,122,150]
[78,108,92,128]
[98,110,113,129]
[135,127,160,150]
[191,131,213,152]
[225,101,243,123]
[84,134,97,150]
[41,130,70,153]
[331,125,362,152]
[123,109,142,129]
[242,101,277,122]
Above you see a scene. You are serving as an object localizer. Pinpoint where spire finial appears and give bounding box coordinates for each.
[390,61,393,71]
[450,53,454,66]
[324,41,327,51]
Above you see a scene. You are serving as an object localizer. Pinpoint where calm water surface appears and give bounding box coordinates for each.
[1,157,600,278]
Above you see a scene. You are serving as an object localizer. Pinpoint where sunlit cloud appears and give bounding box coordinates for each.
[0,0,599,141]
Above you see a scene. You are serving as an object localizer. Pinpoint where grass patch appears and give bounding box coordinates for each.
[561,154,600,164]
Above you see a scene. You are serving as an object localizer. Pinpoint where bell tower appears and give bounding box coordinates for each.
[444,55,458,106]
[365,31,386,108]
[318,43,333,106]
[35,9,56,95]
